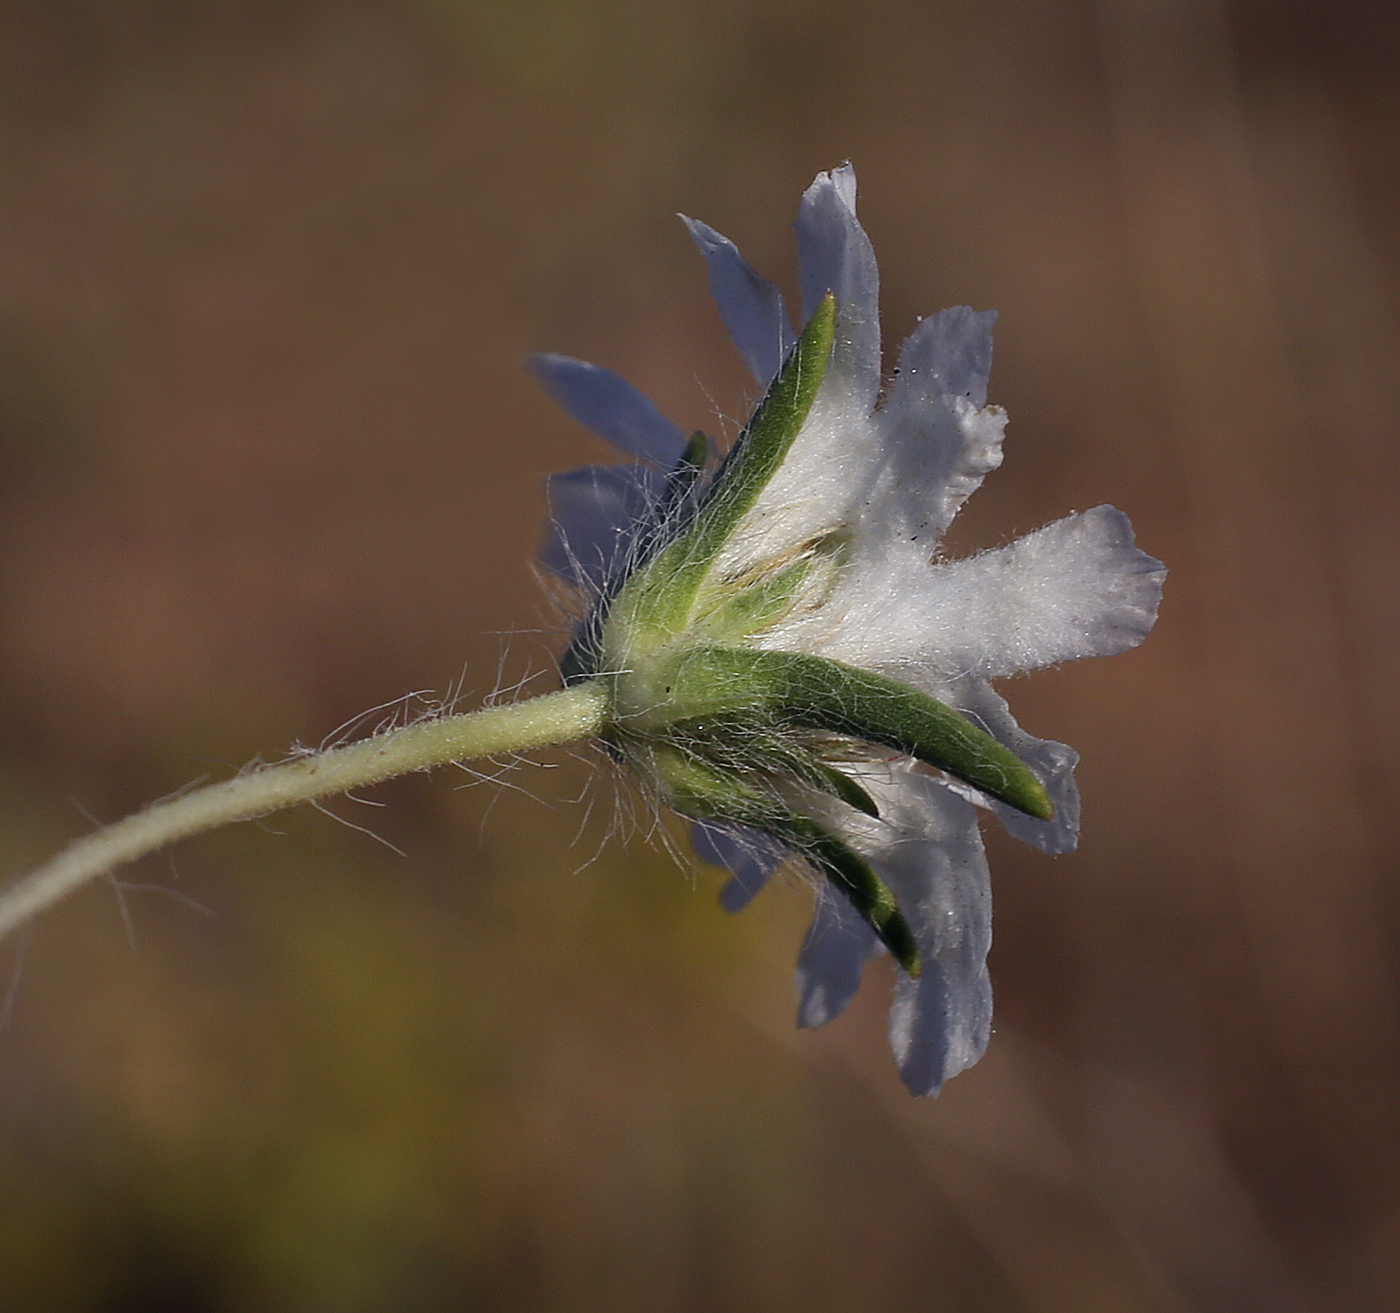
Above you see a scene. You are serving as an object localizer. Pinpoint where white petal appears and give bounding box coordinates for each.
[681,216,794,389]
[731,375,1005,631]
[540,463,665,589]
[795,891,879,1028]
[795,164,881,410]
[526,353,687,466]
[791,505,1164,684]
[919,505,1166,679]
[689,820,787,912]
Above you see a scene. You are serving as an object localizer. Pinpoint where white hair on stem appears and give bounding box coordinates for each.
[0,682,610,941]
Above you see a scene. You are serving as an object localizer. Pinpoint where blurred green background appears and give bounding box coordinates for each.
[0,0,1397,1308]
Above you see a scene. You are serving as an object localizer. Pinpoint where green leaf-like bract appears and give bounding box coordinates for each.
[666,646,1053,820]
[783,816,921,976]
[607,293,837,650]
[636,743,920,975]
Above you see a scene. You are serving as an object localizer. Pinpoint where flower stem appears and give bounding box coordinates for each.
[0,681,609,940]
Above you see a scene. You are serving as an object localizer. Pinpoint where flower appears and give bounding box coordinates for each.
[529,165,1164,1095]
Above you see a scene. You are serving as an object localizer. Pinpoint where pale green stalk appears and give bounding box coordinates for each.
[0,682,609,940]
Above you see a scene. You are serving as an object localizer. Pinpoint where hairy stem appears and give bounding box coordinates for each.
[0,681,609,940]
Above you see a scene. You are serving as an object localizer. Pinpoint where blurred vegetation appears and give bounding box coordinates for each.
[0,0,1397,1308]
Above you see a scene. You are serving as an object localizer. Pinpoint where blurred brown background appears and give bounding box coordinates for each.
[0,0,1396,1308]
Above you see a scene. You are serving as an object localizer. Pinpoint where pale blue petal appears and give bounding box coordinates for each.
[795,893,878,1028]
[794,164,881,408]
[876,781,993,1095]
[540,463,666,589]
[527,353,687,466]
[797,769,993,1093]
[681,216,795,388]
[689,821,786,912]
[890,931,993,1096]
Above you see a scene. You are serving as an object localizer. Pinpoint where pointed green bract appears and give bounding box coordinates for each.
[634,741,776,827]
[663,429,709,507]
[807,759,881,819]
[558,428,714,686]
[680,293,836,575]
[679,428,709,470]
[629,741,918,976]
[783,817,921,976]
[607,294,837,649]
[666,646,1053,820]
[638,713,879,821]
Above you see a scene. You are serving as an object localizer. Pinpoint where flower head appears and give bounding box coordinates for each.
[530,165,1164,1094]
